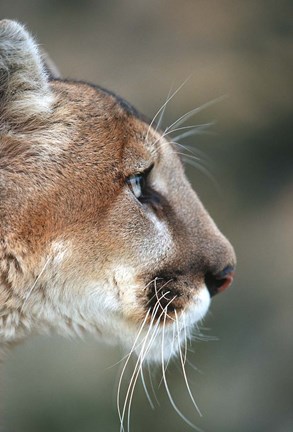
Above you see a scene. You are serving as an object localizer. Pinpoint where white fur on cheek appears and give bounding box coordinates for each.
[145,208,173,255]
[51,240,68,265]
[189,285,211,323]
[146,209,168,237]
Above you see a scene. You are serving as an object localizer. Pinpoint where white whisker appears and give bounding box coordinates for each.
[161,312,203,432]
[146,278,172,307]
[175,151,202,163]
[117,308,151,431]
[120,293,165,432]
[155,85,174,133]
[158,318,176,388]
[152,123,211,157]
[21,256,51,313]
[140,367,155,409]
[169,141,211,164]
[147,362,160,406]
[181,155,220,192]
[163,123,213,142]
[186,358,202,374]
[154,279,176,321]
[145,75,192,142]
[172,121,215,142]
[126,322,160,432]
[182,313,188,366]
[125,294,174,432]
[175,310,202,417]
[165,96,226,135]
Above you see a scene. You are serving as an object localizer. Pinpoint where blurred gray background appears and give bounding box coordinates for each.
[1,1,292,431]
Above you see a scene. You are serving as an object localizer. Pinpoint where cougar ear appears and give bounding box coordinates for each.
[41,49,62,80]
[0,19,53,128]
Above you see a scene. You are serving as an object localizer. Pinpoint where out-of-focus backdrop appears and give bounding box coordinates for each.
[1,1,292,431]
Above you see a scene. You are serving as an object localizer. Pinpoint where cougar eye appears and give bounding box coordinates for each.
[126,164,154,201]
[127,173,145,199]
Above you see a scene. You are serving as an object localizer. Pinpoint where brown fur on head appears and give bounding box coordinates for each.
[0,20,235,362]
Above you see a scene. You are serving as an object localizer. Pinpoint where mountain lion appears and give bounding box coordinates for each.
[0,19,236,427]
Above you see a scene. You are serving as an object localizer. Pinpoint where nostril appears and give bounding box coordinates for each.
[205,265,235,297]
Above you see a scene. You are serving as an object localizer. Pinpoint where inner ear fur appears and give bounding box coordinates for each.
[0,19,54,129]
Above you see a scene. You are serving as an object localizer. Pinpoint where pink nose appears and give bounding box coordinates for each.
[205,265,235,297]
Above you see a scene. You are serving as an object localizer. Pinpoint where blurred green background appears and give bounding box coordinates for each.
[1,1,292,431]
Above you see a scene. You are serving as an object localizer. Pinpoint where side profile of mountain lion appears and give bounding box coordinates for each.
[0,19,236,428]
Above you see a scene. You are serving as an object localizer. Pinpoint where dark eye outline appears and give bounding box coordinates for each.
[126,164,154,203]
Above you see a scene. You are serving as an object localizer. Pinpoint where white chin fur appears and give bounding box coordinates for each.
[50,285,210,365]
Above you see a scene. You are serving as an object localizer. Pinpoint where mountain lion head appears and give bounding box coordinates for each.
[0,20,236,370]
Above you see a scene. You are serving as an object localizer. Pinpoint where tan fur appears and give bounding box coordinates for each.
[0,20,236,361]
